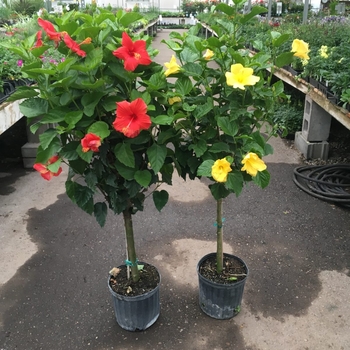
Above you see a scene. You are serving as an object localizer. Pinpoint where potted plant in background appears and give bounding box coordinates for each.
[2,9,183,331]
[162,2,308,319]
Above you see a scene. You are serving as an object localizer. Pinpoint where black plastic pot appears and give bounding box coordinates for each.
[197,253,248,319]
[108,263,161,331]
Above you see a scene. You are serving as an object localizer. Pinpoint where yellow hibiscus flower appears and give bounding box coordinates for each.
[292,39,310,60]
[164,55,181,77]
[241,152,267,177]
[211,158,232,182]
[225,63,260,90]
[203,49,214,60]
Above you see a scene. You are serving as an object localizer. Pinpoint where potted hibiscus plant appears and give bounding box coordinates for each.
[162,2,308,319]
[2,9,183,331]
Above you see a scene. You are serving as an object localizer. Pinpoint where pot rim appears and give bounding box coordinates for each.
[197,252,249,286]
[108,261,161,301]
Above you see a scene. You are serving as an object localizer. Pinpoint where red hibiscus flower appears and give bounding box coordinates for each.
[112,32,152,72]
[33,155,62,181]
[81,133,102,152]
[34,30,43,48]
[63,33,87,57]
[38,18,62,43]
[113,98,152,138]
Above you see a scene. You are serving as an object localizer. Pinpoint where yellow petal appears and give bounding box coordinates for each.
[168,96,182,105]
[241,152,267,177]
[164,55,180,77]
[203,49,214,60]
[211,158,232,183]
[226,64,260,90]
[292,39,310,60]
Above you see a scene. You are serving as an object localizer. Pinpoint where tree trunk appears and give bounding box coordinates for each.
[123,204,140,283]
[216,198,223,274]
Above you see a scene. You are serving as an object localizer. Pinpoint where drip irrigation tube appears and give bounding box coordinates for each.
[293,164,350,208]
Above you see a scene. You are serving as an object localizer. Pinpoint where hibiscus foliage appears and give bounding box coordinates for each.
[2,3,300,279]
[3,9,184,282]
[161,1,297,273]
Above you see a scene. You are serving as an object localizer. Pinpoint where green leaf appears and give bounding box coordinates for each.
[69,158,88,175]
[134,170,152,187]
[114,143,135,168]
[30,122,41,135]
[265,143,274,156]
[194,100,212,119]
[162,39,182,52]
[240,6,267,24]
[88,121,110,139]
[115,160,135,180]
[47,158,62,173]
[209,142,230,153]
[215,2,235,15]
[94,202,107,227]
[35,137,61,164]
[272,80,284,97]
[26,68,56,75]
[275,52,295,68]
[19,98,48,118]
[182,62,203,77]
[65,111,84,126]
[39,129,58,150]
[60,141,80,160]
[197,159,214,177]
[81,92,105,117]
[175,77,193,95]
[253,169,270,188]
[40,110,66,124]
[207,36,222,48]
[180,47,200,63]
[101,95,124,112]
[273,33,291,48]
[75,184,94,207]
[209,182,230,200]
[217,117,238,137]
[153,190,169,212]
[226,171,244,196]
[6,87,39,102]
[147,143,167,174]
[189,139,207,157]
[119,12,143,27]
[81,197,94,215]
[66,181,91,207]
[76,144,93,163]
[151,115,174,125]
[85,171,98,189]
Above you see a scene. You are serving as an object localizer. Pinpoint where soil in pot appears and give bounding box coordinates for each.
[198,254,247,284]
[109,263,160,297]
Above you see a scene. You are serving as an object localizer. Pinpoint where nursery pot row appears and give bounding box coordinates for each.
[108,253,248,331]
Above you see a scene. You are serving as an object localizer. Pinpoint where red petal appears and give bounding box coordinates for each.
[41,171,53,181]
[33,163,46,173]
[112,46,131,61]
[130,98,147,115]
[64,34,86,57]
[123,57,140,72]
[53,167,63,177]
[121,32,134,50]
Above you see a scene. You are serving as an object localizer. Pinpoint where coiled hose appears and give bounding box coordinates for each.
[293,164,350,208]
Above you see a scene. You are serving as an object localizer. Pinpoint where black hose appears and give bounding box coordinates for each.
[293,164,350,208]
